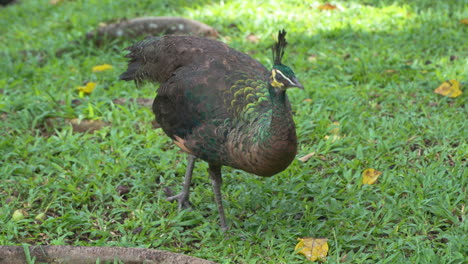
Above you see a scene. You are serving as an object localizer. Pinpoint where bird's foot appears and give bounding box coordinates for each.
[166,193,192,211]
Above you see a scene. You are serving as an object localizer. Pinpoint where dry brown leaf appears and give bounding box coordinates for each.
[298,152,316,162]
[362,168,382,185]
[246,33,260,43]
[295,237,329,261]
[50,0,72,4]
[434,80,462,98]
[303,98,313,103]
[318,3,338,11]
[384,69,398,75]
[460,18,468,25]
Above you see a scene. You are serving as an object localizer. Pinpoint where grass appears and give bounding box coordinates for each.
[0,0,466,263]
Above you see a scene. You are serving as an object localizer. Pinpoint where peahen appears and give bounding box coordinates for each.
[120,30,303,230]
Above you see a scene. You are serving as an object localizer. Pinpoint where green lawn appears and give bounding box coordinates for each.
[0,0,466,263]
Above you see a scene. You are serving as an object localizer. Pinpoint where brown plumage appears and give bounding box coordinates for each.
[120,30,302,230]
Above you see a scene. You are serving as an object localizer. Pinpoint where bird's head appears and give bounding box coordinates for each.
[269,30,303,90]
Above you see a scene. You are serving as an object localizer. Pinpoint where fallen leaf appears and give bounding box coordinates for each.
[77,82,97,94]
[35,212,46,221]
[328,121,340,135]
[298,152,315,162]
[384,69,398,75]
[362,168,382,185]
[460,18,468,25]
[323,122,342,142]
[308,54,318,62]
[246,33,260,43]
[132,226,143,234]
[303,98,313,103]
[324,134,341,142]
[68,118,109,133]
[12,209,28,221]
[116,185,131,196]
[434,80,462,98]
[295,237,329,261]
[318,3,338,11]
[92,64,113,72]
[50,0,74,4]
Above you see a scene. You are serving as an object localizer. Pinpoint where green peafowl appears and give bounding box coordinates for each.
[120,30,303,231]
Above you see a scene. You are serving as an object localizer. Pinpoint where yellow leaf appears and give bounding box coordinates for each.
[324,134,341,142]
[362,168,382,185]
[328,121,340,135]
[460,18,468,25]
[77,82,97,94]
[307,54,318,62]
[12,209,28,221]
[68,118,109,133]
[434,80,462,98]
[295,237,329,261]
[92,64,113,72]
[318,3,338,11]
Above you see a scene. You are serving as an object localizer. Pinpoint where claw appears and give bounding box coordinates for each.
[167,193,192,210]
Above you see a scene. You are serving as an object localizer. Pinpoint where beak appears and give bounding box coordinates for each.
[291,77,304,89]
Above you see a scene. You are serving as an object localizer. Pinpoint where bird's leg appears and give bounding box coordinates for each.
[167,154,196,210]
[208,164,228,231]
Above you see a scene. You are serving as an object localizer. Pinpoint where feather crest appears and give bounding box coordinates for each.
[272,29,288,65]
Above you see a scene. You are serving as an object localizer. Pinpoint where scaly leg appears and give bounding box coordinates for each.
[167,154,196,210]
[208,164,228,231]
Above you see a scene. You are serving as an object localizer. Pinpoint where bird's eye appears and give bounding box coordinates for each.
[275,71,285,81]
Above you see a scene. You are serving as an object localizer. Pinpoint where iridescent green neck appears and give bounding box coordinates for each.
[266,84,294,140]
